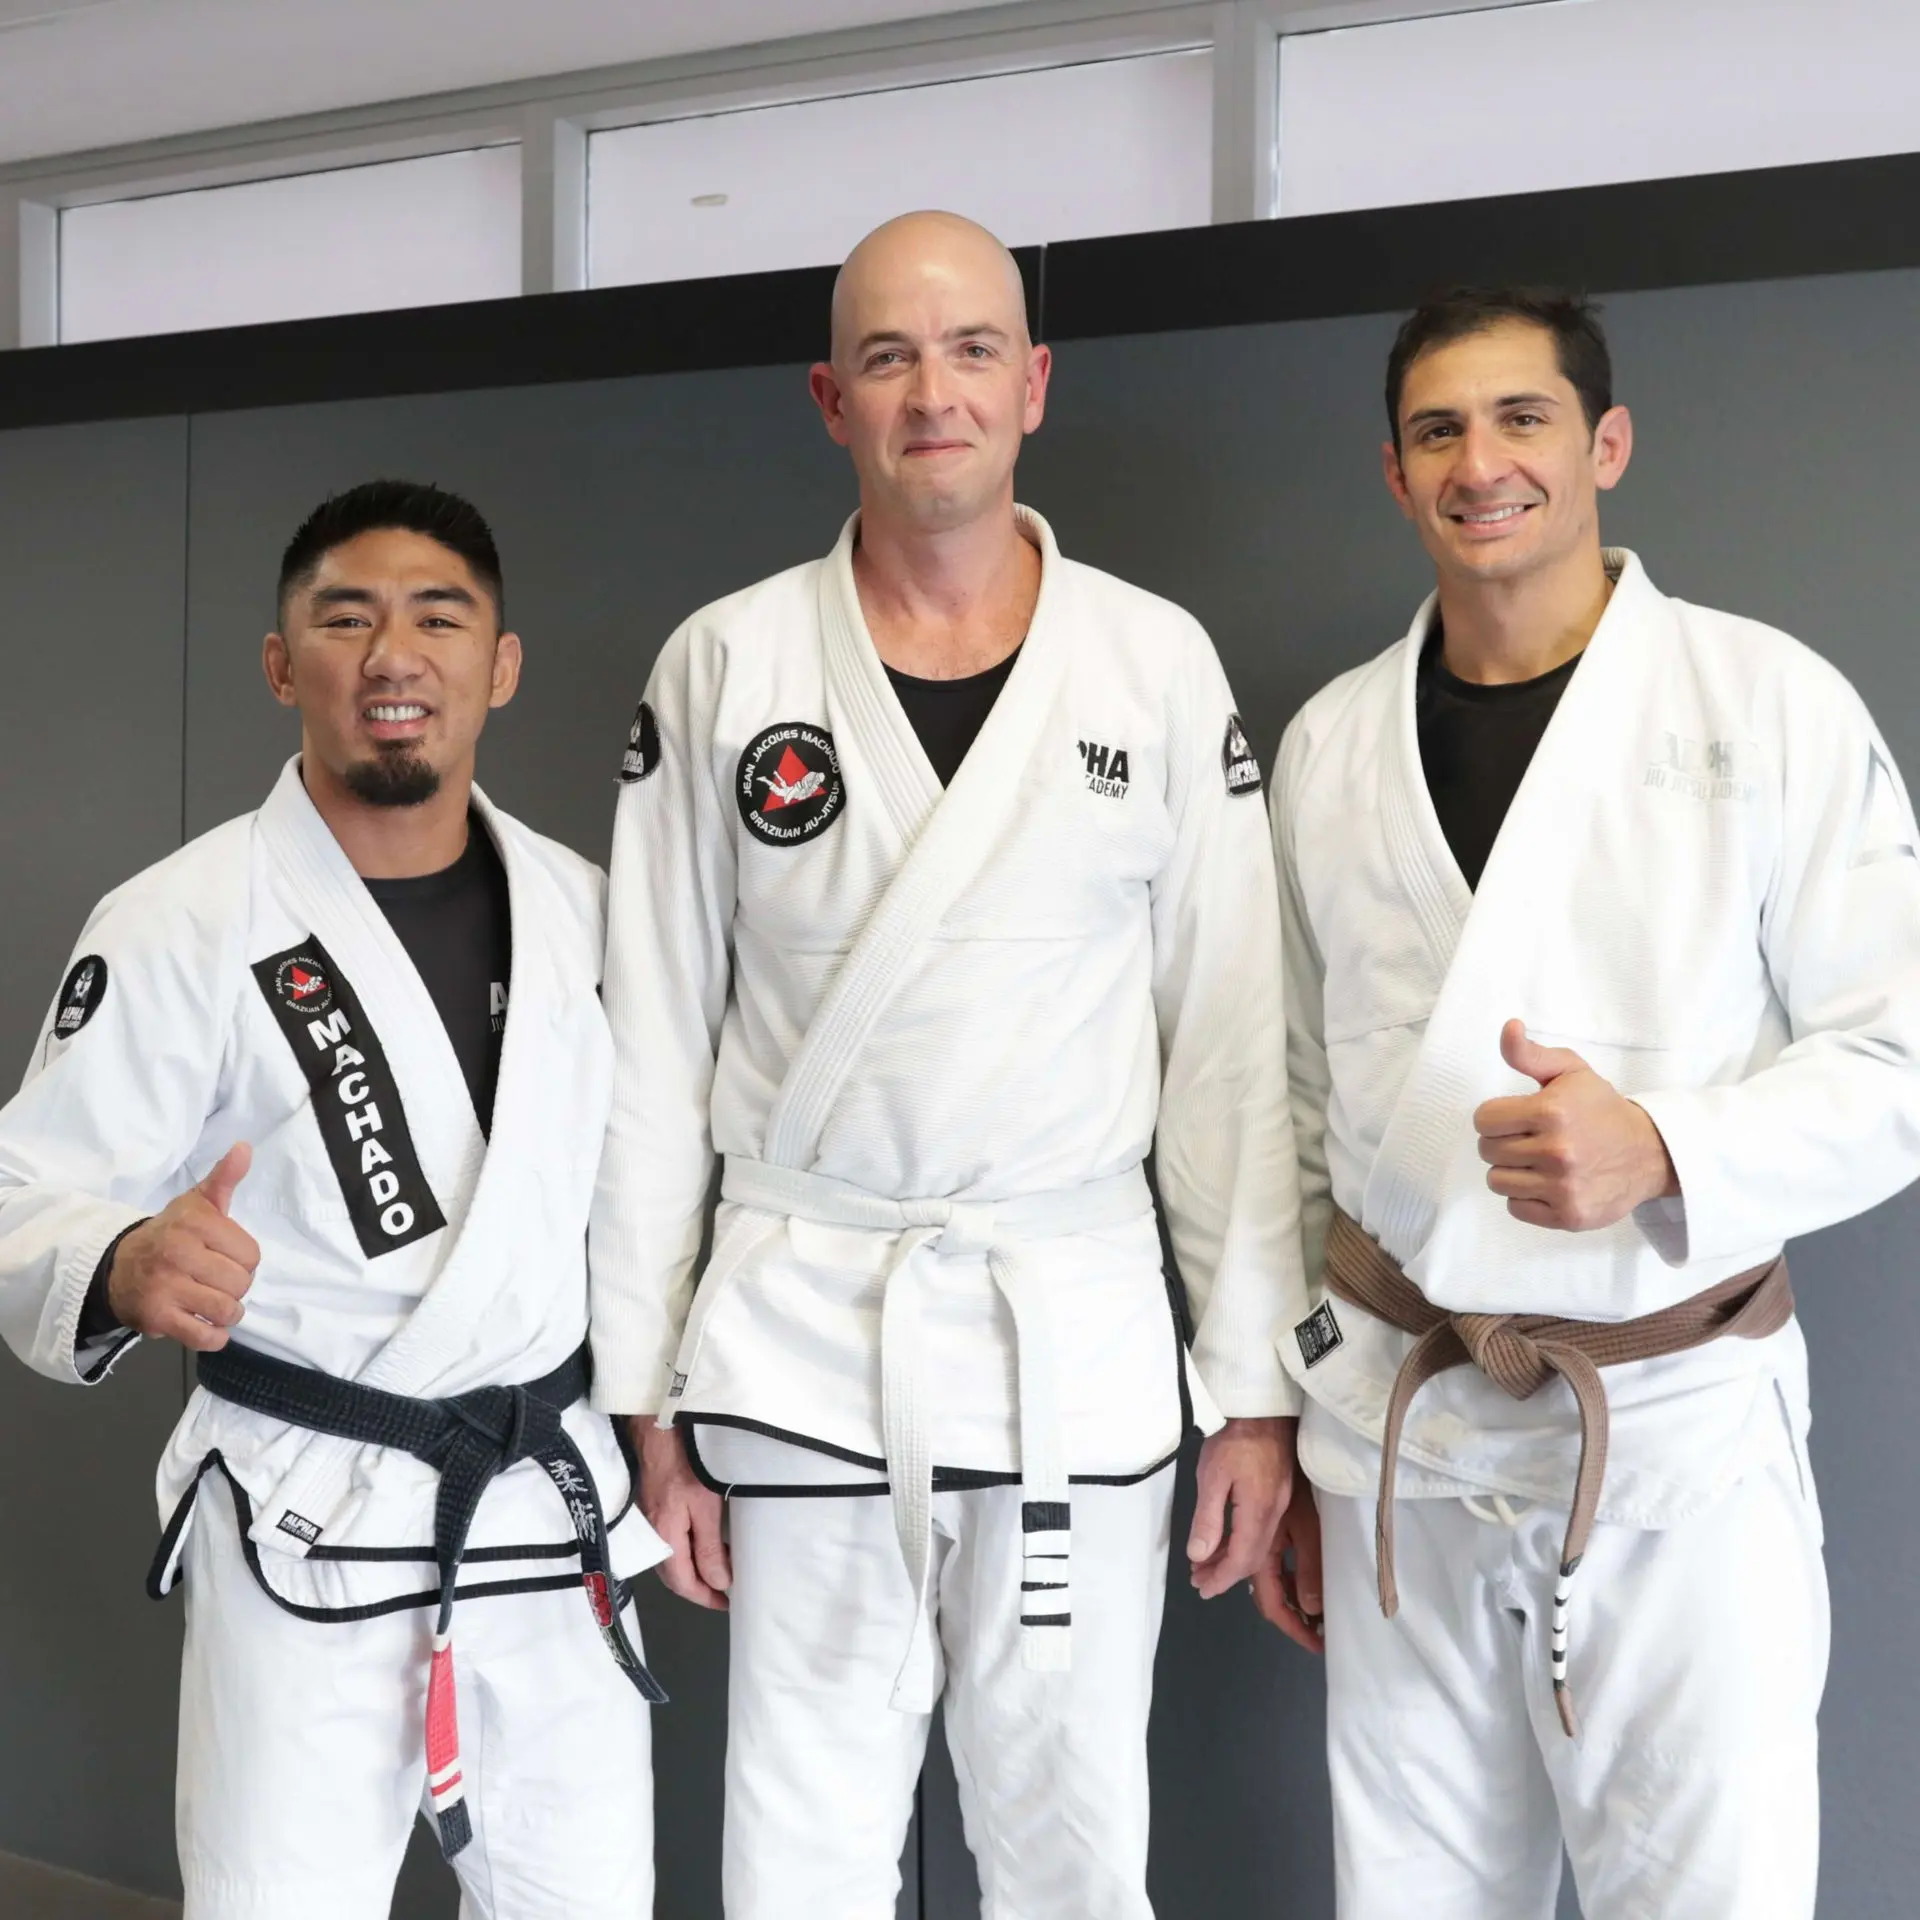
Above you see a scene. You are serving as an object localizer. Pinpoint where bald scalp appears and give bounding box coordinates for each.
[829,210,1030,364]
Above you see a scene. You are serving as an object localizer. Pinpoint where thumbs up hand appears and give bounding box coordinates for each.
[1472,1020,1680,1232]
[106,1142,261,1350]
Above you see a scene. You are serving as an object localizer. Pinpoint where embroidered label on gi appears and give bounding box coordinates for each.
[737,722,846,847]
[276,1510,321,1545]
[619,700,661,783]
[669,1370,689,1397]
[1294,1300,1344,1368]
[1077,738,1130,797]
[1223,714,1262,796]
[252,936,447,1260]
[1642,732,1761,804]
[53,954,108,1039]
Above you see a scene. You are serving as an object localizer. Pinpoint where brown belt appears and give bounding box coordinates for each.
[1321,1207,1794,1736]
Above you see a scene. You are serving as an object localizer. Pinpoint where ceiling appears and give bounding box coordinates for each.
[0,0,1027,167]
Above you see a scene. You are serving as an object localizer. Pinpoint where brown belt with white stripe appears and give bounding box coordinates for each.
[1321,1207,1794,1737]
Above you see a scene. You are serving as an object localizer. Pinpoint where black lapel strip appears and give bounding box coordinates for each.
[252,935,447,1258]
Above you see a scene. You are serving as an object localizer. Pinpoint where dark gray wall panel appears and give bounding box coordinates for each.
[0,418,190,1897]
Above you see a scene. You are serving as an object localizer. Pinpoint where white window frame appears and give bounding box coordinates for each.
[0,0,1543,350]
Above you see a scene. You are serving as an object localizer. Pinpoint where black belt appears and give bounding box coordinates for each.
[190,1340,667,1857]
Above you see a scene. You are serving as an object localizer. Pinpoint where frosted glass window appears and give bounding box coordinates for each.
[1279,0,1920,217]
[589,51,1212,287]
[59,145,522,344]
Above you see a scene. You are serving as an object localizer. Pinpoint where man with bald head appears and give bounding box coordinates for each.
[591,212,1314,1917]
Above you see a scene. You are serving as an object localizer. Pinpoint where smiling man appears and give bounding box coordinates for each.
[1266,287,1920,1915]
[591,211,1313,1918]
[0,481,666,1917]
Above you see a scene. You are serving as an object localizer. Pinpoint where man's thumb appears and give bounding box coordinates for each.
[198,1141,253,1215]
[1500,1019,1585,1087]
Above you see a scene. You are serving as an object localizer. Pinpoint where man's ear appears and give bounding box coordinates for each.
[808,362,853,446]
[262,631,298,707]
[1381,440,1416,520]
[1593,403,1634,493]
[489,631,524,710]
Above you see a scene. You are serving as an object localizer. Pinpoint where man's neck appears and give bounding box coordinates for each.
[852,491,1040,681]
[299,750,474,879]
[1434,544,1615,686]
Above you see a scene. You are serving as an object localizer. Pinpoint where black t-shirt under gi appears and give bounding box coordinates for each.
[885,649,1022,788]
[362,816,513,1137]
[1415,624,1582,890]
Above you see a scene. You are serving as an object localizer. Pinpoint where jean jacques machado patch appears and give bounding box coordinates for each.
[253,938,447,1258]
[737,722,846,847]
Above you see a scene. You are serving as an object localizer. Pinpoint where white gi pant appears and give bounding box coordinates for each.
[176,1478,654,1919]
[719,1450,1174,1920]
[1320,1451,1828,1920]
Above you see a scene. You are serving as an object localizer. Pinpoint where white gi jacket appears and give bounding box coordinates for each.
[590,507,1303,1493]
[1273,551,1920,1524]
[0,760,665,1612]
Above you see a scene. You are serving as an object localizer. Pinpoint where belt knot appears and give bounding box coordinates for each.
[1452,1314,1557,1399]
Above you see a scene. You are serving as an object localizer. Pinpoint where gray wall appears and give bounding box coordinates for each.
[2,263,1917,1914]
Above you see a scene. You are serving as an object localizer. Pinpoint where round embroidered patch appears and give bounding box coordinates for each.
[736,721,846,847]
[620,700,660,783]
[268,953,335,1017]
[53,954,109,1039]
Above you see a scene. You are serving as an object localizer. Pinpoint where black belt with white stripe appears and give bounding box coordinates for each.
[192,1340,668,1700]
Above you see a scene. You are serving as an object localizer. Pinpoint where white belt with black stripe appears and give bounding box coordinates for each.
[665,1156,1155,1713]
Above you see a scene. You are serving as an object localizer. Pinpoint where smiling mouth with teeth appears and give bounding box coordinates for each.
[1454,504,1532,524]
[366,704,429,722]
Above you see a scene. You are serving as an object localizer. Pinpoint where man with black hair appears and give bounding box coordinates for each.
[1266,287,1920,1916]
[0,480,665,1917]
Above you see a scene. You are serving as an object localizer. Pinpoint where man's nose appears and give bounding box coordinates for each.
[1453,418,1513,487]
[363,616,424,679]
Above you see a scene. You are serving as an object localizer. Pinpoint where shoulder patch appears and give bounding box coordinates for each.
[54,955,108,1040]
[1223,714,1262,797]
[737,722,846,847]
[619,700,660,784]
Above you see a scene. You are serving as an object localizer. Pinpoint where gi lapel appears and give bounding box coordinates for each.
[1360,554,1665,1306]
[247,767,565,1542]
[762,506,1069,1171]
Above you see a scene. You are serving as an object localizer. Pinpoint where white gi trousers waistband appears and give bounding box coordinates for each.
[664,1156,1156,1713]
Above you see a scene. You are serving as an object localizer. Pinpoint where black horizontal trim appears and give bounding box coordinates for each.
[1042,149,1920,341]
[682,1412,1177,1496]
[5,151,1920,431]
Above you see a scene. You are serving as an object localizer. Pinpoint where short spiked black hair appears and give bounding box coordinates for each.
[1385,286,1613,452]
[276,479,504,625]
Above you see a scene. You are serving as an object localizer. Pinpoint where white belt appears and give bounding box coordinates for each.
[664,1156,1155,1712]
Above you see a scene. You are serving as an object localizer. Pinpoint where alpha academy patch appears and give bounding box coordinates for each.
[1223,714,1262,796]
[252,936,447,1260]
[737,721,845,847]
[619,700,660,783]
[53,954,108,1039]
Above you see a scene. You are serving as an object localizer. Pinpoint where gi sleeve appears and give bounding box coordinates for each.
[590,626,738,1416]
[1632,671,1920,1264]
[1270,714,1335,1294]
[0,884,231,1383]
[1149,626,1307,1419]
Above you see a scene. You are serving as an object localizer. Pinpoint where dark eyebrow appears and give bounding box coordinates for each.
[411,585,479,609]
[309,584,377,609]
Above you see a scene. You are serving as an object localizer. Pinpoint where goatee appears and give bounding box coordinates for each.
[344,747,441,808]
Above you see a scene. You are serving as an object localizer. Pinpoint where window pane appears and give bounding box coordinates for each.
[589,51,1212,287]
[1279,0,1920,217]
[59,145,522,344]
